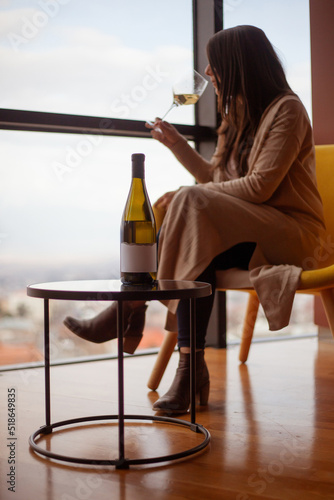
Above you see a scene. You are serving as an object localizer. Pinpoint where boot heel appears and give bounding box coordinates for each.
[152,350,210,414]
[198,381,210,406]
[123,334,143,354]
[123,305,147,354]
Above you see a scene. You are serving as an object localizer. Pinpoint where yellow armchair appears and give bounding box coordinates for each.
[148,145,334,391]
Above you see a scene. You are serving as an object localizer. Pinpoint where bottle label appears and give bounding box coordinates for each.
[120,243,157,272]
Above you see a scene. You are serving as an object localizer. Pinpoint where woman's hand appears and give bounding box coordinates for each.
[145,118,185,149]
[154,190,178,210]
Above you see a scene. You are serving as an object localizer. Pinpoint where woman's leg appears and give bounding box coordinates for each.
[153,242,255,414]
[63,300,147,354]
[63,230,164,353]
[176,242,256,349]
[177,262,216,350]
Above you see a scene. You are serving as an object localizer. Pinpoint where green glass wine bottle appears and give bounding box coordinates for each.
[120,153,157,285]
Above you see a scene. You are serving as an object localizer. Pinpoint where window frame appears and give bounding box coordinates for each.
[0,0,223,370]
[0,1,222,147]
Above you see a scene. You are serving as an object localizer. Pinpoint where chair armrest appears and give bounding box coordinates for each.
[299,264,334,290]
[153,203,167,233]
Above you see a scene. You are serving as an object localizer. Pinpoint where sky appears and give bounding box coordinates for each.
[0,0,312,276]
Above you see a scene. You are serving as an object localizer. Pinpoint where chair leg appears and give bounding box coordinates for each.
[320,289,334,338]
[239,293,260,363]
[147,331,178,390]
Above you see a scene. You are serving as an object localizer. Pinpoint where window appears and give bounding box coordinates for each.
[223,0,312,116]
[0,0,219,367]
[223,0,316,341]
[2,0,195,123]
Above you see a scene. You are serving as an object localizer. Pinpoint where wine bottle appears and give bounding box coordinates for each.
[120,153,157,285]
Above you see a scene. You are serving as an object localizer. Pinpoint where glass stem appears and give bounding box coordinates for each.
[161,102,177,121]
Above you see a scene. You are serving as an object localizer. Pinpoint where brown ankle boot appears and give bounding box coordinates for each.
[63,302,147,354]
[152,350,210,414]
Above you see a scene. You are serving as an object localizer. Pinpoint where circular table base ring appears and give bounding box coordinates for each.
[29,414,211,468]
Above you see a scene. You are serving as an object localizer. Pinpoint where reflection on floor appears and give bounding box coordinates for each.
[0,336,333,499]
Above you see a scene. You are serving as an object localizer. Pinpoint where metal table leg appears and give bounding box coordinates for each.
[116,300,129,469]
[190,297,196,425]
[44,299,52,433]
[29,295,210,466]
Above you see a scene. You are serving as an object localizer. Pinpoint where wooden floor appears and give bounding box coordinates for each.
[1,337,334,500]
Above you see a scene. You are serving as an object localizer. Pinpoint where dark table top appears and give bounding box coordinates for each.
[27,279,212,301]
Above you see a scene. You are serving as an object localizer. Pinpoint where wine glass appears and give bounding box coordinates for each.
[148,69,208,125]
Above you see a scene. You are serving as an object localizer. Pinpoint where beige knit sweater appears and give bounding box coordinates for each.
[157,94,325,331]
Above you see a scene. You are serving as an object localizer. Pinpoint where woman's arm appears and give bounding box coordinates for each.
[208,98,310,203]
[146,119,214,184]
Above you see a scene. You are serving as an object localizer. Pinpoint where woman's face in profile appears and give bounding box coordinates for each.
[205,64,219,95]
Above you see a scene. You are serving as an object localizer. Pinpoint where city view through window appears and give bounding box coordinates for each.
[0,0,315,367]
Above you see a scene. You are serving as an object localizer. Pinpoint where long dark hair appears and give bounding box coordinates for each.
[207,25,293,177]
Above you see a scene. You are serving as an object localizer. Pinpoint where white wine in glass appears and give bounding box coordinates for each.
[172,93,200,106]
[149,69,208,124]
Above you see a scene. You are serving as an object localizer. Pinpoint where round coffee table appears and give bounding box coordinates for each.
[27,279,211,468]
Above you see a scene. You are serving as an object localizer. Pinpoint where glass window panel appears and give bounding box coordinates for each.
[0,130,194,365]
[223,0,312,117]
[223,0,315,340]
[1,0,195,124]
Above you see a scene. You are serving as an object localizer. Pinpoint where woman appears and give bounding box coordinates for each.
[64,26,325,414]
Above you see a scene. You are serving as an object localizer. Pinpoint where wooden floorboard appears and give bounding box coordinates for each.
[1,337,334,500]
